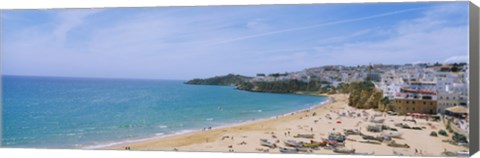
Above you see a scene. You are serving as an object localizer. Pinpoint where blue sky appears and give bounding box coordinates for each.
[1,2,470,80]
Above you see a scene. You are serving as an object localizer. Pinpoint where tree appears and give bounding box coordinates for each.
[380,96,391,112]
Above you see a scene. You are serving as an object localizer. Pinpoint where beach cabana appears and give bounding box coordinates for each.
[445,106,468,119]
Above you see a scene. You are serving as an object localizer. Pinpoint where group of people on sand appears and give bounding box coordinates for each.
[228,145,235,152]
[415,148,424,155]
[220,135,234,141]
[202,126,212,131]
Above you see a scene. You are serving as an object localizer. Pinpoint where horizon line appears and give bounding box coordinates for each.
[2,61,468,81]
[1,74,189,82]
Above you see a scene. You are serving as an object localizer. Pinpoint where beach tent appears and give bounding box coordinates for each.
[445,106,468,118]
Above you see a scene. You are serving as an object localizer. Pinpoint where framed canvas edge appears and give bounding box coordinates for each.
[469,1,479,156]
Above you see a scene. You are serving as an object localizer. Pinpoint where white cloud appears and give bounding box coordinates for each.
[444,55,469,63]
[246,19,271,31]
[213,7,427,45]
[2,3,469,79]
[293,3,469,66]
[53,9,103,42]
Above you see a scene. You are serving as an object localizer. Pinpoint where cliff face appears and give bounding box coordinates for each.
[347,81,383,109]
[187,75,383,109]
[185,74,252,86]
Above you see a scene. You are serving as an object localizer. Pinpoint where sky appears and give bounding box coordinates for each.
[1,2,470,80]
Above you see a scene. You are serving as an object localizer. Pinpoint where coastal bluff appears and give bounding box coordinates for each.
[185,74,252,86]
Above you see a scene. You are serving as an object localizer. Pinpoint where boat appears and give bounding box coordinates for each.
[441,151,457,156]
[325,140,345,147]
[260,139,277,148]
[401,124,411,129]
[362,135,376,140]
[303,141,326,148]
[284,140,304,147]
[387,111,398,115]
[456,151,469,157]
[279,147,299,153]
[380,136,392,141]
[411,126,422,130]
[381,131,403,138]
[394,123,403,127]
[346,138,357,142]
[296,147,313,153]
[333,147,356,154]
[362,135,389,142]
[387,140,410,148]
[367,125,382,132]
[355,151,375,155]
[359,140,381,145]
[328,132,346,142]
[294,134,314,139]
[370,119,385,124]
[343,129,362,136]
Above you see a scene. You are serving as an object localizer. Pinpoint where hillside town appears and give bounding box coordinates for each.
[252,63,469,135]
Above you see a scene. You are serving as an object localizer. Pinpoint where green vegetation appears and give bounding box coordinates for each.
[379,96,393,112]
[451,63,467,72]
[186,73,337,94]
[187,74,384,110]
[348,81,383,109]
[185,74,252,86]
[237,80,325,93]
[336,83,350,94]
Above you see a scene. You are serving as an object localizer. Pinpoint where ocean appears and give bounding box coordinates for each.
[1,75,327,148]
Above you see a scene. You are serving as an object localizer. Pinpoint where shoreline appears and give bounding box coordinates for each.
[86,93,332,149]
[103,94,341,150]
[103,94,468,156]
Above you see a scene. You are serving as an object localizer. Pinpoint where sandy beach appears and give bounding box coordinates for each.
[107,94,468,156]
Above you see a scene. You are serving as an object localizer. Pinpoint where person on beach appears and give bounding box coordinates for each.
[228,145,233,152]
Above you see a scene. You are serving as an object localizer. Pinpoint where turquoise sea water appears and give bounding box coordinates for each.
[1,75,326,148]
